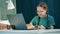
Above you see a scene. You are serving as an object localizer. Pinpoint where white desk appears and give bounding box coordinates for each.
[0,29,60,34]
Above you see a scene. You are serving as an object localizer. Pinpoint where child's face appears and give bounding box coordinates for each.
[37,6,47,17]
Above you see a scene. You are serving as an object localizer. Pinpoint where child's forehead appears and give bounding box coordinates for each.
[37,7,46,10]
[39,8,46,11]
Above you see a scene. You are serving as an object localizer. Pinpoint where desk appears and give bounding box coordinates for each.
[0,23,33,30]
[0,29,60,34]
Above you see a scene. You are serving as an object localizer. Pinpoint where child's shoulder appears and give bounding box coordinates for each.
[48,15,54,19]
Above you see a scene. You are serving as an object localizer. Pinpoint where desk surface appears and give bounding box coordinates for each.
[0,29,60,34]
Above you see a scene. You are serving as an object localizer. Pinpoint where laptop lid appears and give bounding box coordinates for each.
[7,13,27,30]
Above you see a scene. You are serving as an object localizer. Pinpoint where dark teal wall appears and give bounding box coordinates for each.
[16,0,60,28]
[16,0,37,23]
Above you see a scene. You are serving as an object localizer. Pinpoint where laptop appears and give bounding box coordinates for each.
[7,13,27,30]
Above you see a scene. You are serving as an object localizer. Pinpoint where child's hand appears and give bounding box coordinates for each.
[38,25,45,30]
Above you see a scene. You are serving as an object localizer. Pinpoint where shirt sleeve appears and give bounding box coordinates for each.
[30,16,37,25]
[49,16,55,26]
